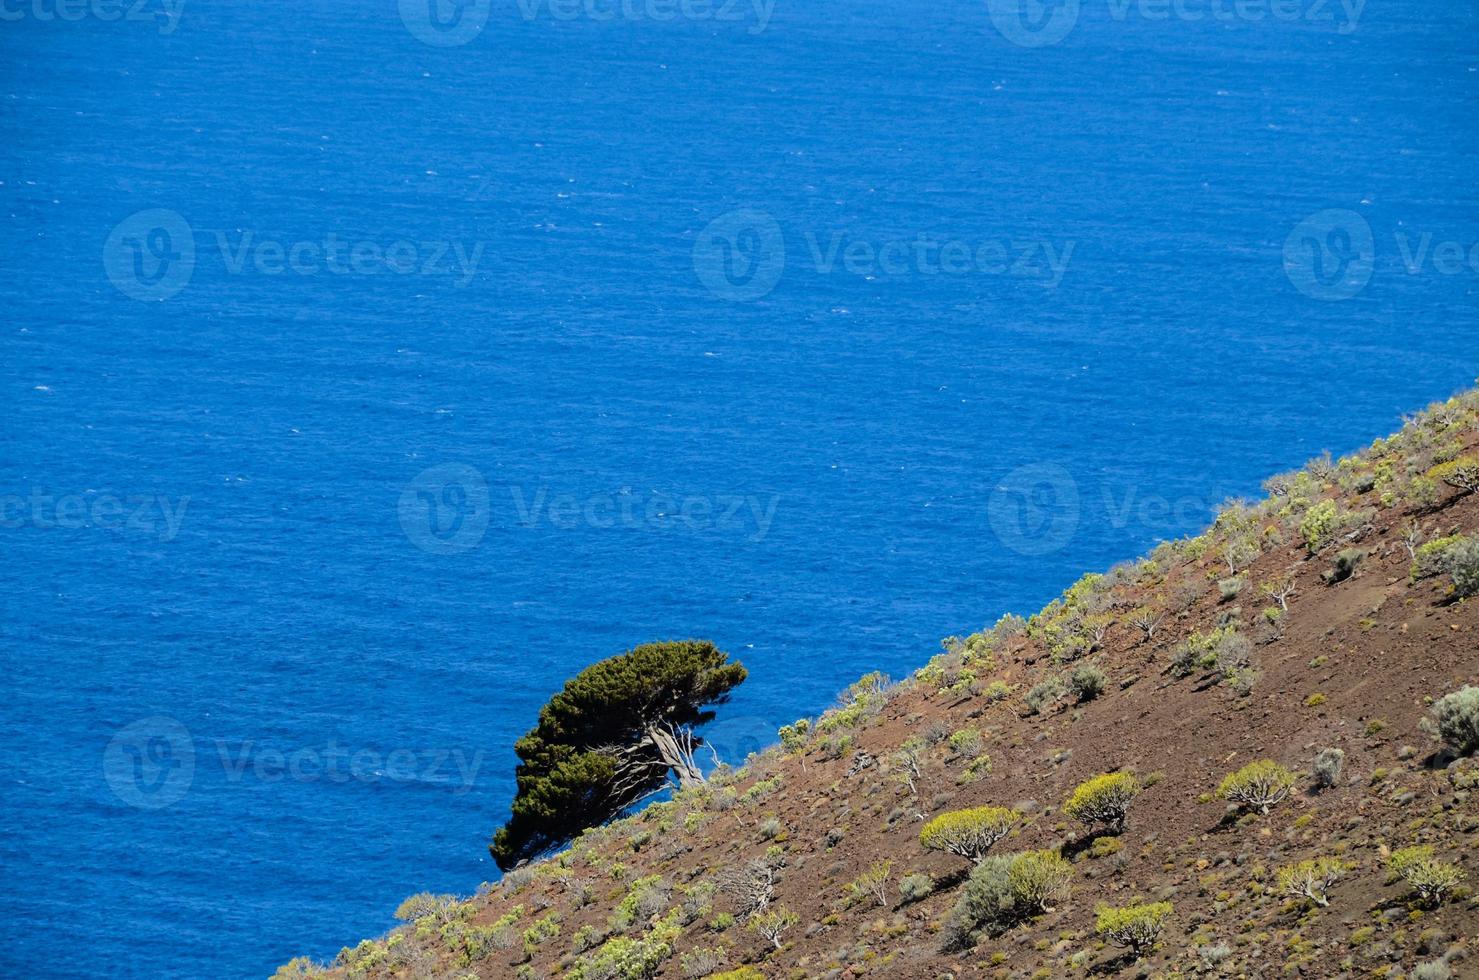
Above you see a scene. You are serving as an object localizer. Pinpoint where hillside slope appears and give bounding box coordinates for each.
[283,390,1479,980]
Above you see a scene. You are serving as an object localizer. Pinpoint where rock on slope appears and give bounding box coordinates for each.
[283,390,1479,980]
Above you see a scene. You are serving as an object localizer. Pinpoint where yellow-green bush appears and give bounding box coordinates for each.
[919,806,1022,863]
[1428,455,1479,494]
[1095,901,1172,958]
[1063,771,1140,833]
[1217,760,1296,815]
[1007,849,1073,913]
[1389,846,1465,907]
[1275,857,1351,907]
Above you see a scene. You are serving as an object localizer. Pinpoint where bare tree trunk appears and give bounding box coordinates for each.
[646,723,705,788]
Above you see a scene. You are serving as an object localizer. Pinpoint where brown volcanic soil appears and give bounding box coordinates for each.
[298,400,1479,980]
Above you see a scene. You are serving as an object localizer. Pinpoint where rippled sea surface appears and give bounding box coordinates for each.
[1,0,1475,975]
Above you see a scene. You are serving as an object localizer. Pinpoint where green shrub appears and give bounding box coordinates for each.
[944,851,1075,947]
[1324,547,1364,584]
[568,930,674,980]
[1025,675,1065,715]
[747,905,798,950]
[1062,771,1140,833]
[1389,846,1465,907]
[919,806,1022,863]
[571,924,602,954]
[393,892,459,923]
[1170,626,1247,680]
[944,854,1017,948]
[521,912,560,953]
[1275,857,1351,907]
[1069,663,1107,703]
[1412,535,1464,579]
[817,672,891,733]
[1006,849,1073,913]
[958,754,992,785]
[678,946,728,978]
[842,860,891,909]
[1095,901,1171,958]
[777,719,810,751]
[1300,500,1343,553]
[707,969,764,980]
[948,727,984,757]
[1432,686,1479,756]
[1217,760,1296,814]
[898,872,934,903]
[982,680,1013,703]
[1429,455,1479,494]
[1444,536,1479,596]
[612,876,671,932]
[1408,475,1440,507]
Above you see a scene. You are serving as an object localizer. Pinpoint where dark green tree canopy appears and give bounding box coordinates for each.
[491,639,746,870]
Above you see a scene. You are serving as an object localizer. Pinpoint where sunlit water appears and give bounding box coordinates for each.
[1,0,1475,975]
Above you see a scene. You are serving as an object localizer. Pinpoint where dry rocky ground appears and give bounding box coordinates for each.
[281,390,1479,980]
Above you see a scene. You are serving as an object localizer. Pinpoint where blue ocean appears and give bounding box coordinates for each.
[1,0,1475,976]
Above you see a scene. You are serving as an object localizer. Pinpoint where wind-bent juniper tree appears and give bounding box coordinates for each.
[491,639,746,870]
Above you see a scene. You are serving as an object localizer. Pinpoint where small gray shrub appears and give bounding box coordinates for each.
[1432,686,1479,756]
[1069,663,1107,703]
[1413,961,1451,980]
[1312,747,1345,789]
[898,873,934,903]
